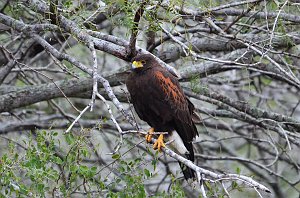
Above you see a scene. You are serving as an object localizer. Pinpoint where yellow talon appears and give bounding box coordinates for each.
[153,134,165,152]
[146,127,154,143]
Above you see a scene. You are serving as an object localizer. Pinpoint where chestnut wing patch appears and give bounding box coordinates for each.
[153,69,197,142]
[154,71,186,108]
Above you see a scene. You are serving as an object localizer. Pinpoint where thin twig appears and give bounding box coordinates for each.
[65,104,91,134]
[96,92,123,155]
[88,42,98,111]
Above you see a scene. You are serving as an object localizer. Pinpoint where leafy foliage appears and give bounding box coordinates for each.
[0,131,190,197]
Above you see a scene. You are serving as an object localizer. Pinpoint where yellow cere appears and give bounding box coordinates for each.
[132,61,144,68]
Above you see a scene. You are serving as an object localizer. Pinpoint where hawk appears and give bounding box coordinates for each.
[126,54,199,180]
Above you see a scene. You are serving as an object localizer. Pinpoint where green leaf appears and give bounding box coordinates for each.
[112,154,120,160]
[205,181,212,191]
[65,133,75,145]
[37,183,45,194]
[81,148,89,157]
[52,156,63,165]
[261,77,272,85]
[70,164,78,172]
[119,166,125,173]
[144,169,151,178]
[151,159,157,170]
[79,165,89,173]
[232,181,238,189]
[91,166,97,173]
[236,167,241,174]
[63,0,73,8]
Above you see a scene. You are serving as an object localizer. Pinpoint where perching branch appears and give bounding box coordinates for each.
[155,139,271,194]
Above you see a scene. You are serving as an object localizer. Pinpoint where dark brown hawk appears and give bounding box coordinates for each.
[126,54,199,181]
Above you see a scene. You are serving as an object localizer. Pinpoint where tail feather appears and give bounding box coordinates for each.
[168,129,197,181]
[179,153,196,180]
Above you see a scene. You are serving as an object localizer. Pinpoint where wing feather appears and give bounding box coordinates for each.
[151,68,198,142]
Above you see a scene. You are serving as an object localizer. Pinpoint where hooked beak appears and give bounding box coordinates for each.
[131,61,143,69]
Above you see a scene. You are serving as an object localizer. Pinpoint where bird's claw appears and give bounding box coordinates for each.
[153,134,165,152]
[145,127,154,143]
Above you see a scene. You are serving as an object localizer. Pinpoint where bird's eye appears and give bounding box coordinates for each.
[141,60,146,64]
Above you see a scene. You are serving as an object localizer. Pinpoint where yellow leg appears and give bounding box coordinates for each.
[153,134,165,152]
[146,127,154,143]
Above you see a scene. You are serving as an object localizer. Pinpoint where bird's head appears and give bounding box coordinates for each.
[131,54,157,71]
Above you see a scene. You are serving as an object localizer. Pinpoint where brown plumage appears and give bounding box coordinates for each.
[126,54,199,180]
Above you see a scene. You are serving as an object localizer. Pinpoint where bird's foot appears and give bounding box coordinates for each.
[146,127,154,143]
[153,134,165,152]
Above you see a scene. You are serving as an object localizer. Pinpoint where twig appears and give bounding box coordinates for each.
[88,42,98,111]
[222,182,231,198]
[223,0,262,32]
[65,104,91,134]
[194,153,293,184]
[160,25,253,66]
[127,0,148,58]
[254,187,264,198]
[199,172,207,198]
[96,92,123,155]
[121,130,168,135]
[238,40,300,88]
[269,0,289,47]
